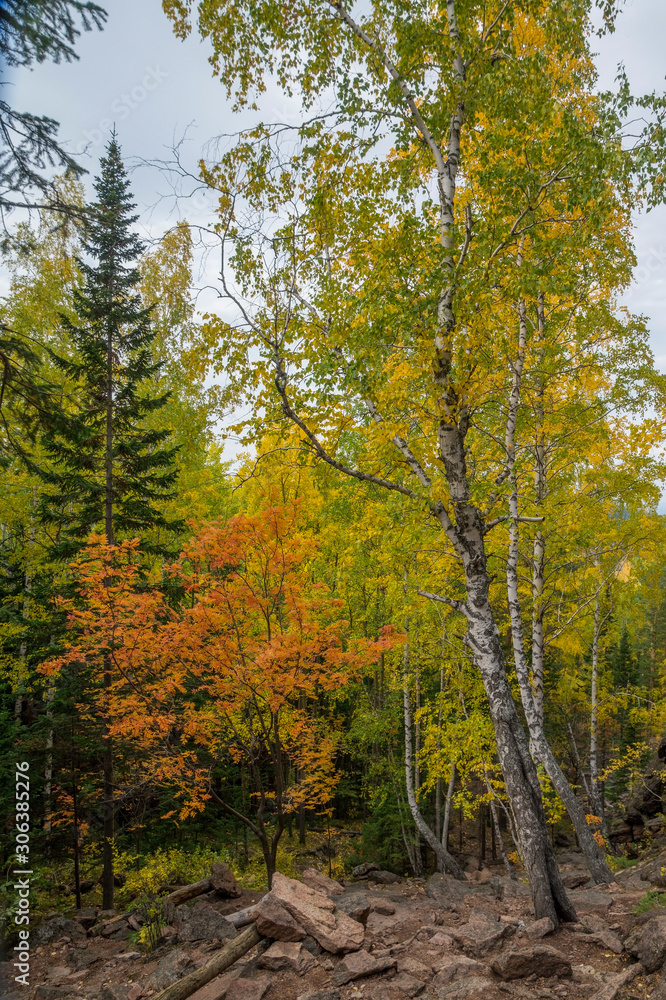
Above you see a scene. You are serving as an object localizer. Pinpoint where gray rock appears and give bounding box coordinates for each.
[336,891,371,925]
[526,916,555,939]
[225,978,272,1000]
[398,956,431,979]
[34,988,68,1000]
[72,947,106,970]
[257,940,317,975]
[568,889,612,914]
[392,972,426,996]
[491,945,572,981]
[331,948,397,985]
[352,863,381,879]
[367,870,402,884]
[174,901,237,942]
[210,861,242,898]
[144,948,194,991]
[101,987,130,1000]
[587,962,644,1000]
[34,916,86,944]
[302,868,344,896]
[271,872,365,954]
[425,873,474,909]
[432,956,487,988]
[253,892,306,941]
[75,906,99,928]
[451,911,510,957]
[624,913,666,972]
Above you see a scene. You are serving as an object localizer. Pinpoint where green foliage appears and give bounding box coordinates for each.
[633,890,666,914]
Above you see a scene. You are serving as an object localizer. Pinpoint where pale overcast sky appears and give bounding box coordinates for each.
[4,0,666,364]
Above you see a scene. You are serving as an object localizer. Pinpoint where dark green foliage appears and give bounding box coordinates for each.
[36,138,181,558]
[0,1,107,211]
[0,1,106,67]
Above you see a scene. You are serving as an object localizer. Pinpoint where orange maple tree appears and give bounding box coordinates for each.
[44,503,396,882]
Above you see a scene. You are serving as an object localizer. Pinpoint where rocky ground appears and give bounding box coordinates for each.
[7,851,666,1000]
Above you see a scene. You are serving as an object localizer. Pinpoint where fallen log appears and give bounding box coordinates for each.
[225,904,258,928]
[152,923,262,1000]
[163,878,212,906]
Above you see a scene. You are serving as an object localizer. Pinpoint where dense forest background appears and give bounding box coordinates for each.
[3,0,666,932]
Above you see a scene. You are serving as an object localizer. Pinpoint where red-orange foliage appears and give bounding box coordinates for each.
[44,503,397,880]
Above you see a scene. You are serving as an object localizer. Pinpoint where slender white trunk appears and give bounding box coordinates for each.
[590,588,604,821]
[403,636,465,879]
[442,764,456,853]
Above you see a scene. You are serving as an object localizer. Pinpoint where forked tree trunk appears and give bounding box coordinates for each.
[507,488,612,884]
[403,639,465,880]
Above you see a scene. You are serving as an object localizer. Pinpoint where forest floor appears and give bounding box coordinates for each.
[7,846,666,1000]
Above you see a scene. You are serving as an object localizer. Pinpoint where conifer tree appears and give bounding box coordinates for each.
[37,136,180,560]
[36,136,180,907]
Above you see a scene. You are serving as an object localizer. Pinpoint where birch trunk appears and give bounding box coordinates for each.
[507,478,612,883]
[589,589,605,821]
[403,638,465,879]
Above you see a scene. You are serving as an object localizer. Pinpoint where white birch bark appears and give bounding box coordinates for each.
[503,299,612,884]
[403,636,465,879]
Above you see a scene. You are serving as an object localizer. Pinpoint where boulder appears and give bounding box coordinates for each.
[271,872,365,953]
[302,868,344,896]
[101,988,130,1000]
[352,863,381,879]
[491,945,572,981]
[588,963,644,1000]
[368,870,402,885]
[225,979,271,1000]
[336,891,371,925]
[34,988,67,1000]
[34,916,86,944]
[526,916,555,940]
[451,911,510,957]
[398,956,431,979]
[392,972,426,997]
[495,876,531,900]
[72,947,106,970]
[45,967,71,985]
[429,931,455,948]
[432,956,487,987]
[372,900,396,915]
[425,873,473,909]
[257,940,317,975]
[174,901,237,942]
[75,906,99,929]
[331,948,397,985]
[568,889,612,914]
[253,892,306,941]
[144,948,194,992]
[210,862,242,899]
[624,913,666,972]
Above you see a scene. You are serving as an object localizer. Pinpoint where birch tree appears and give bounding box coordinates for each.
[164,0,666,922]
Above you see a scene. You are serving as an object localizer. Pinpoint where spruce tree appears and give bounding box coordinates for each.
[37,136,180,559]
[36,136,180,907]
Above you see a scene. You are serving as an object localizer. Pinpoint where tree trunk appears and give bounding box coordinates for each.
[403,639,466,879]
[102,655,115,910]
[590,588,605,821]
[152,924,262,1000]
[506,479,612,885]
[442,763,455,857]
